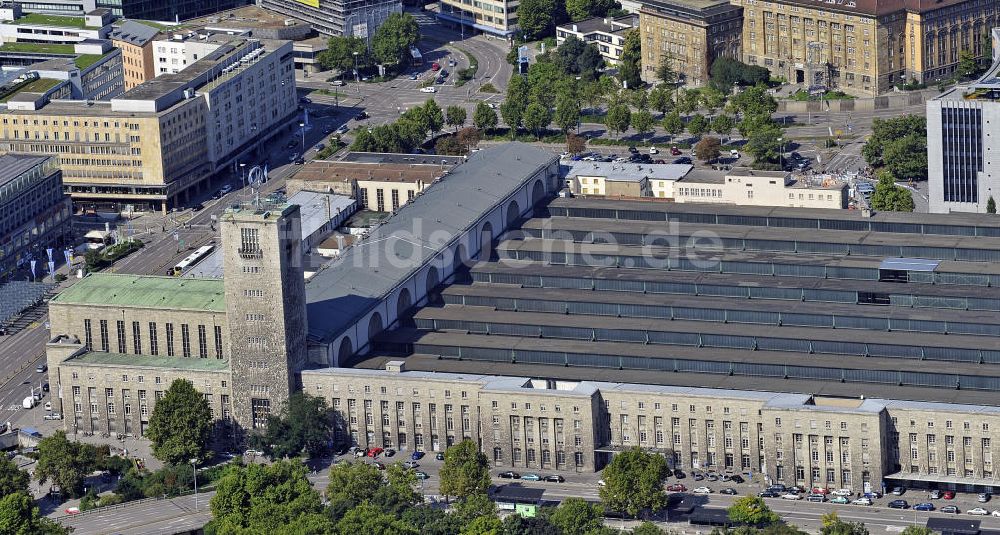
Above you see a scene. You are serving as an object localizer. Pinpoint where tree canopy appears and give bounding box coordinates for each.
[371,13,420,68]
[0,456,29,497]
[552,36,604,79]
[598,447,669,518]
[317,36,367,74]
[256,392,332,460]
[35,430,99,498]
[439,439,491,500]
[882,133,927,181]
[446,106,467,131]
[710,57,771,91]
[547,497,604,535]
[0,492,70,535]
[618,29,642,90]
[694,136,722,162]
[870,170,915,212]
[728,496,780,526]
[146,379,213,465]
[862,115,926,167]
[473,102,499,132]
[516,0,563,40]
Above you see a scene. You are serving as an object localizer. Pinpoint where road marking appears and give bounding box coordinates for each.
[885,526,906,532]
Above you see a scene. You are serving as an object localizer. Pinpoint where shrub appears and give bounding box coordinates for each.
[479,83,498,93]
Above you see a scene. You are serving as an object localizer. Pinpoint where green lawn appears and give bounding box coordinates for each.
[10,13,96,29]
[0,77,61,102]
[121,19,180,31]
[0,42,75,54]
[74,54,104,69]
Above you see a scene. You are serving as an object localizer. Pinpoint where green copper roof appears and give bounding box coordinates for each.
[51,273,225,312]
[65,351,230,372]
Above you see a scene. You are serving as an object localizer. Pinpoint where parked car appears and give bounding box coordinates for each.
[721,488,738,495]
[35,363,47,373]
[403,461,419,469]
[830,496,850,504]
[807,494,826,502]
[782,493,803,500]
[499,471,520,479]
[811,488,830,495]
[336,125,349,134]
[294,157,305,165]
[891,486,906,495]
[759,491,781,498]
[545,475,565,483]
[914,503,935,511]
[944,491,956,500]
[979,493,992,503]
[667,484,687,492]
[832,488,853,497]
[628,146,639,154]
[930,490,942,499]
[673,157,692,164]
[410,73,419,80]
[521,473,541,481]
[969,507,990,515]
[888,499,909,509]
[992,510,1000,517]
[672,470,685,479]
[245,449,264,457]
[355,111,369,120]
[692,472,704,481]
[670,146,682,155]
[42,382,49,392]
[431,62,440,71]
[331,80,345,86]
[767,484,788,493]
[366,447,383,458]
[420,87,437,93]
[851,497,872,506]
[43,413,62,420]
[435,453,445,461]
[730,475,744,484]
[649,147,659,155]
[191,202,204,211]
[43,402,51,411]
[706,473,719,482]
[415,471,429,480]
[411,451,425,460]
[693,486,712,494]
[941,505,960,514]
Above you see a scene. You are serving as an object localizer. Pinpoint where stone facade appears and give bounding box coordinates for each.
[639,0,743,86]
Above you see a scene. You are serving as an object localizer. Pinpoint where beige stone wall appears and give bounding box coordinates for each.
[885,406,1000,483]
[356,180,424,213]
[640,6,741,86]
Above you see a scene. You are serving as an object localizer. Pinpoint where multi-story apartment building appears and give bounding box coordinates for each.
[0,37,297,213]
[437,0,516,37]
[150,30,234,76]
[109,21,159,90]
[0,154,71,278]
[26,40,124,101]
[927,28,1000,214]
[259,0,401,37]
[735,0,998,96]
[639,0,743,86]
[556,16,636,65]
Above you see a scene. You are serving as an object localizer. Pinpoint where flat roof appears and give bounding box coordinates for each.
[51,273,225,311]
[339,152,466,165]
[304,143,556,343]
[564,161,693,182]
[557,16,634,35]
[109,21,160,46]
[63,351,230,371]
[493,484,545,502]
[286,190,355,238]
[292,160,446,185]
[0,154,52,188]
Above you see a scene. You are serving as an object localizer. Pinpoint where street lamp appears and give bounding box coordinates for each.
[352,52,360,83]
[190,458,199,510]
[777,137,784,170]
[239,162,246,190]
[299,122,306,155]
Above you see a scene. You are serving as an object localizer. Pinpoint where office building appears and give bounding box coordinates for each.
[639,0,742,86]
[555,16,636,65]
[259,0,401,37]
[437,0,516,37]
[733,0,998,96]
[0,7,113,45]
[150,30,235,76]
[928,29,1000,214]
[109,21,159,90]
[0,37,297,213]
[0,154,71,278]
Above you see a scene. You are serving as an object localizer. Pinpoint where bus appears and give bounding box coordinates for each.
[171,245,214,276]
[83,230,111,250]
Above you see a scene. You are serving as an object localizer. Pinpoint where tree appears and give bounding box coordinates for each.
[453,492,497,524]
[576,44,605,80]
[209,460,333,534]
[694,136,722,162]
[0,456,29,497]
[744,122,784,164]
[687,113,709,137]
[446,106,467,132]
[632,109,654,141]
[605,102,631,138]
[35,430,97,498]
[423,99,445,136]
[0,492,71,535]
[882,133,927,181]
[957,49,978,78]
[528,61,563,104]
[900,527,934,535]
[618,29,642,90]
[317,36,368,74]
[988,196,997,214]
[553,35,587,74]
[728,85,778,119]
[456,127,481,150]
[728,496,780,526]
[336,501,418,535]
[516,0,560,40]
[548,497,604,535]
[662,112,684,140]
[255,392,332,460]
[500,514,559,535]
[523,102,553,139]
[862,115,925,167]
[439,439,491,501]
[146,379,212,465]
[434,136,464,155]
[870,170,915,212]
[631,523,667,535]
[677,88,702,116]
[701,86,728,112]
[649,86,673,115]
[655,52,677,86]
[554,94,581,133]
[502,75,530,137]
[473,102,498,132]
[710,57,771,91]
[371,12,420,68]
[598,446,669,519]
[460,514,503,535]
[567,133,586,154]
[711,114,735,142]
[820,512,869,535]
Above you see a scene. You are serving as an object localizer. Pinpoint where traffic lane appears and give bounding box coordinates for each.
[56,492,214,534]
[0,317,49,381]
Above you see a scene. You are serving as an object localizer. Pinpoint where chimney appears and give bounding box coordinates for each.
[572,24,578,32]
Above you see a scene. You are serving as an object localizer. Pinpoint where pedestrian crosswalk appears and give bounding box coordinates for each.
[6,404,21,412]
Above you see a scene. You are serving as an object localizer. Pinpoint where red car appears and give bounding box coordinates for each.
[943,491,956,500]
[667,484,687,492]
[811,487,831,495]
[670,146,682,156]
[367,447,384,458]
[431,62,441,71]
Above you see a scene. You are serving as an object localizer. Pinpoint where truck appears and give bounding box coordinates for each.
[21,397,35,409]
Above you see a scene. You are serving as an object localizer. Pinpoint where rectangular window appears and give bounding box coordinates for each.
[132,321,142,354]
[181,324,191,357]
[116,320,126,353]
[148,323,158,355]
[99,319,109,351]
[391,189,400,211]
[376,189,385,212]
[197,325,208,358]
[251,398,271,429]
[84,319,93,349]
[214,326,223,359]
[165,323,175,356]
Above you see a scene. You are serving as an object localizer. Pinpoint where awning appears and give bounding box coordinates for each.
[879,258,940,271]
